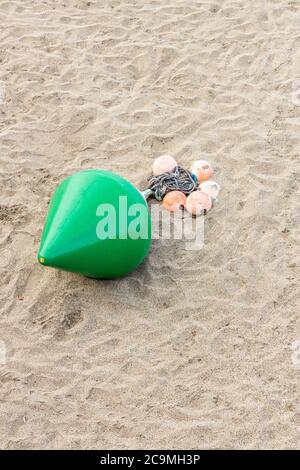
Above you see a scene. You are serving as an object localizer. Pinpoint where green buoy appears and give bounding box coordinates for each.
[38,169,152,278]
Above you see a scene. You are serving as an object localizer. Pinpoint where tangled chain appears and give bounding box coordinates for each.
[147,165,196,201]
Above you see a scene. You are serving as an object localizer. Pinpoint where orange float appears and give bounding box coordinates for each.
[153,155,177,176]
[186,191,212,216]
[162,191,186,212]
[190,160,214,182]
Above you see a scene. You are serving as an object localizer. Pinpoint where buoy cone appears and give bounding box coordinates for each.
[38,169,152,279]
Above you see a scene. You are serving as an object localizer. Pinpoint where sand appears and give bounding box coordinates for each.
[0,0,299,450]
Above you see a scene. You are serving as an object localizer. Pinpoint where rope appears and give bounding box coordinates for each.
[147,165,196,201]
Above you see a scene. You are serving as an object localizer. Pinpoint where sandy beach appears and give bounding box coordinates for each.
[0,0,299,449]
